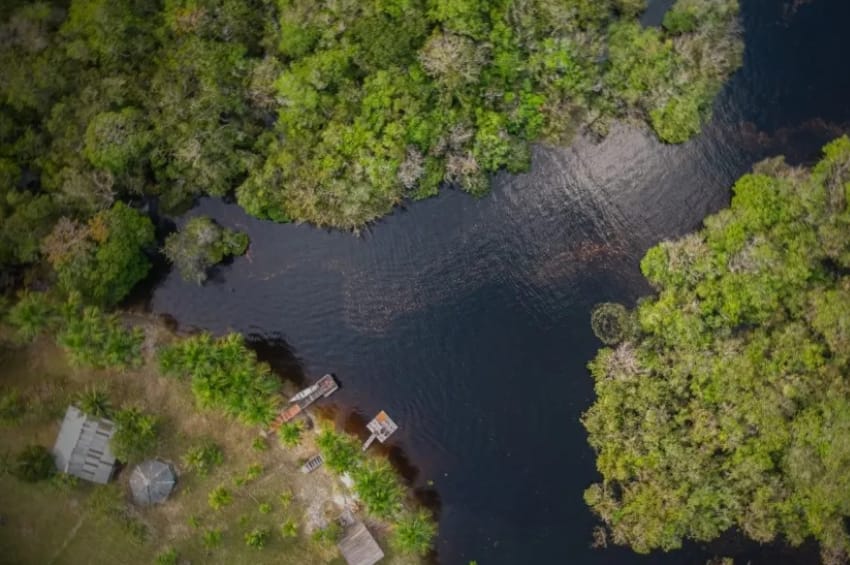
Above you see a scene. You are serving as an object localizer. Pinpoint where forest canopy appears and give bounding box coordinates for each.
[583,137,850,564]
[0,0,744,259]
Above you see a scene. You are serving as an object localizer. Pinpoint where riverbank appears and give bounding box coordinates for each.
[0,316,426,564]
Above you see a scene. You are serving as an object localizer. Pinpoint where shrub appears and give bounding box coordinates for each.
[6,291,58,341]
[182,440,223,476]
[0,388,25,425]
[11,445,55,482]
[315,428,362,474]
[111,407,159,462]
[154,547,178,565]
[202,528,222,549]
[258,502,272,514]
[352,459,404,519]
[75,386,111,418]
[208,485,233,510]
[392,510,437,556]
[157,333,280,425]
[280,519,298,539]
[244,527,270,549]
[311,522,341,546]
[277,421,303,448]
[58,304,143,369]
[251,436,269,452]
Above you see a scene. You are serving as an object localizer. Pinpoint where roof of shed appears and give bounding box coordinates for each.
[337,522,384,565]
[52,405,117,484]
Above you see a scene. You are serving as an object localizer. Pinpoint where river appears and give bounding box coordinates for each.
[149,1,850,563]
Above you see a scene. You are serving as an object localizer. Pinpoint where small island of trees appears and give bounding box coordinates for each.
[584,137,850,565]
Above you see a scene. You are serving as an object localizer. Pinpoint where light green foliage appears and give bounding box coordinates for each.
[251,436,269,452]
[158,332,280,425]
[590,302,634,345]
[83,108,150,173]
[310,522,341,546]
[583,138,850,558]
[315,428,362,474]
[258,502,271,514]
[201,528,222,548]
[352,458,404,519]
[164,216,249,285]
[244,527,270,549]
[11,444,55,482]
[208,485,233,510]
[5,291,58,341]
[277,421,302,448]
[154,547,179,565]
[44,202,155,307]
[280,519,298,539]
[111,406,158,462]
[182,440,224,476]
[391,510,437,556]
[57,303,143,369]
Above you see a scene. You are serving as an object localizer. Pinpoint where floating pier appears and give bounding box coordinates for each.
[362,410,398,451]
[269,374,338,432]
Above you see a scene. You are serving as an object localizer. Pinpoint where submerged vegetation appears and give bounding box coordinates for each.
[584,138,850,563]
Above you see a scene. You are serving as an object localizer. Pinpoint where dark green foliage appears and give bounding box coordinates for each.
[12,444,55,482]
[182,440,224,476]
[111,406,159,462]
[158,332,280,425]
[392,510,437,556]
[57,303,143,369]
[583,138,850,558]
[0,388,25,425]
[315,428,362,474]
[43,203,155,307]
[351,458,404,519]
[75,385,112,418]
[5,291,58,341]
[163,216,249,285]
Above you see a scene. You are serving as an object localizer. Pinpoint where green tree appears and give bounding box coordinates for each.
[315,428,362,474]
[111,406,158,462]
[583,138,850,560]
[163,216,249,285]
[392,510,437,556]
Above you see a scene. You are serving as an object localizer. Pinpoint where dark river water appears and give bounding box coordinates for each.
[149,1,850,563]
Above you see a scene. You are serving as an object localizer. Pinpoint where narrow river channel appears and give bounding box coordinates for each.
[150,1,850,563]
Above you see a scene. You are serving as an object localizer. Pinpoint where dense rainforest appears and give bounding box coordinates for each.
[584,138,850,564]
[0,0,743,284]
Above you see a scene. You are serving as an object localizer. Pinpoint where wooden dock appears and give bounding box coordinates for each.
[362,410,398,451]
[269,374,338,432]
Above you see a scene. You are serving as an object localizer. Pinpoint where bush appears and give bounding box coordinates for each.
[5,291,58,341]
[244,527,270,549]
[11,444,55,482]
[111,407,159,462]
[58,304,143,369]
[277,421,303,448]
[310,522,341,546]
[315,428,362,474]
[280,519,298,539]
[392,510,437,556]
[182,440,224,476]
[0,388,25,425]
[352,459,404,519]
[75,386,112,418]
[208,485,233,510]
[157,333,280,425]
[258,502,272,514]
[202,528,222,549]
[164,216,249,285]
[154,547,179,565]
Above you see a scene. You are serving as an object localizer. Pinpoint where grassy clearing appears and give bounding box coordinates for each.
[0,325,420,565]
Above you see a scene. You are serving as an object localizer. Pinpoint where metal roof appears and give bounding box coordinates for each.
[130,460,176,505]
[52,406,117,484]
[337,522,384,565]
